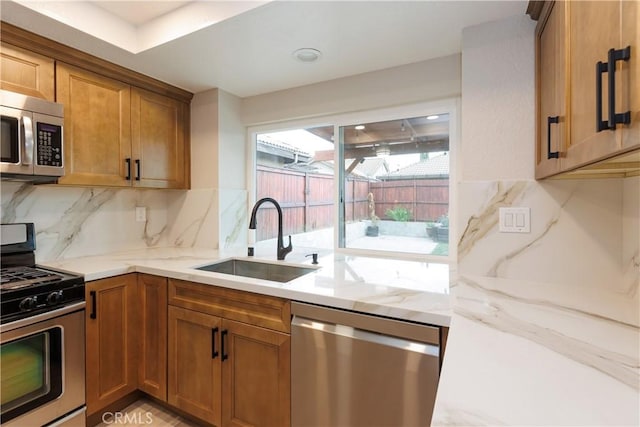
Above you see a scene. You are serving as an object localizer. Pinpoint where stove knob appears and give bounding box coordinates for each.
[19,296,38,311]
[46,291,64,305]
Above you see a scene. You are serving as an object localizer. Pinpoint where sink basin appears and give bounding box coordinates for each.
[195,259,317,283]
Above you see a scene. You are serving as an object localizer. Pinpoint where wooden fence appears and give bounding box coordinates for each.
[370,179,449,222]
[256,166,449,240]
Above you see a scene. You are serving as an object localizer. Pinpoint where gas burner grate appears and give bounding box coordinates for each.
[0,267,64,290]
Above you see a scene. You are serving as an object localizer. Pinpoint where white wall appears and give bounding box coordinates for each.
[166,88,247,251]
[458,15,637,299]
[190,89,220,189]
[460,16,535,180]
[241,54,461,125]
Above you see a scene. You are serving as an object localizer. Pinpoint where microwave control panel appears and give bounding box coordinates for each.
[36,123,63,167]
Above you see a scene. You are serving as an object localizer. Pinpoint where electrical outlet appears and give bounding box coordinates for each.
[135,206,146,222]
[499,207,530,233]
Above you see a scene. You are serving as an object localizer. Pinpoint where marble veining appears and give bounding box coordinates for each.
[219,189,247,250]
[457,179,627,289]
[40,187,116,258]
[457,181,527,259]
[485,203,563,277]
[455,301,638,391]
[168,189,217,248]
[0,181,174,261]
[0,182,35,223]
[433,407,506,426]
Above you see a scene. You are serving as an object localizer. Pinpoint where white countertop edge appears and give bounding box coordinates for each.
[40,247,453,328]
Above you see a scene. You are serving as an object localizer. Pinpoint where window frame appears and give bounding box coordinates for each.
[247,97,459,263]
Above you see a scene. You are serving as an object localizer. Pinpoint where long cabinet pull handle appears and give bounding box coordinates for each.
[90,291,96,319]
[607,46,632,131]
[125,158,132,180]
[135,159,141,181]
[547,116,560,159]
[596,60,609,132]
[221,330,228,361]
[212,327,219,359]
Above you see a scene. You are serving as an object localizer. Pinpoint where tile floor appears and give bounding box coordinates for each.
[95,399,200,426]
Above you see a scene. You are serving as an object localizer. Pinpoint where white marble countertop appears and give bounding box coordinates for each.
[40,246,453,327]
[432,274,639,426]
[40,247,639,426]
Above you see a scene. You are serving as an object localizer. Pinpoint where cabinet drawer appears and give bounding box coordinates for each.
[168,279,291,333]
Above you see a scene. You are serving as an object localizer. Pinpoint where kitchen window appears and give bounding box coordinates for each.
[249,99,457,261]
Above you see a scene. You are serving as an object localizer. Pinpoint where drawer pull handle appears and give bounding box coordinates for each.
[607,46,631,131]
[221,329,228,361]
[125,158,132,180]
[547,116,560,159]
[135,159,141,181]
[90,290,97,319]
[596,60,609,131]
[596,46,631,132]
[212,327,219,359]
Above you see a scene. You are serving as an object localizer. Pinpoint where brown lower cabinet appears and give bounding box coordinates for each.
[86,273,168,424]
[167,281,291,427]
[138,274,168,400]
[86,274,290,427]
[85,274,138,417]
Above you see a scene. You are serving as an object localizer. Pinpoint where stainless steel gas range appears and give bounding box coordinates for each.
[0,223,86,426]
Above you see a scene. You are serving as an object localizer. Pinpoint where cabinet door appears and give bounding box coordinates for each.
[168,306,222,426]
[138,274,167,401]
[621,0,639,150]
[566,1,621,170]
[535,1,566,179]
[0,43,54,100]
[131,88,188,189]
[56,62,132,186]
[221,319,290,427]
[85,274,138,416]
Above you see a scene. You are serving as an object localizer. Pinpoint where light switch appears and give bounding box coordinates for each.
[499,207,530,233]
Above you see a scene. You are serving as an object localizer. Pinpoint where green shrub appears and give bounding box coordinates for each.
[386,207,411,222]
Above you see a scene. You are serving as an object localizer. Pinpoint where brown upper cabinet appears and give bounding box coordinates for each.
[0,42,55,101]
[56,63,133,187]
[131,88,188,189]
[56,64,189,188]
[534,0,639,179]
[0,22,192,188]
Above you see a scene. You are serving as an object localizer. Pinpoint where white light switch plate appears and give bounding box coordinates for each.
[135,206,146,222]
[499,207,530,233]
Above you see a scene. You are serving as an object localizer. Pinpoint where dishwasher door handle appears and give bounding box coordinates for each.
[292,315,439,357]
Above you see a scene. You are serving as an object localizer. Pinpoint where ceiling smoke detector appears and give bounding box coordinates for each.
[293,48,322,63]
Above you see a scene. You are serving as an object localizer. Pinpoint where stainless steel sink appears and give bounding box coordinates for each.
[195,259,316,283]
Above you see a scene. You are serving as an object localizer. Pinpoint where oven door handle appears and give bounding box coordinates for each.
[0,301,86,333]
[90,291,96,319]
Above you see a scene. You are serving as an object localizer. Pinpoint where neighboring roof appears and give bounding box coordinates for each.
[257,136,312,162]
[380,153,449,180]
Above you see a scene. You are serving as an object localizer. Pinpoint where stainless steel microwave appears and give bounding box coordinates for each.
[1,90,64,183]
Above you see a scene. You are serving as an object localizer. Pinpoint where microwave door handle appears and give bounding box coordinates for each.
[22,115,34,166]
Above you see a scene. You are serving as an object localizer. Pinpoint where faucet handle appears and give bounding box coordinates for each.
[305,253,319,265]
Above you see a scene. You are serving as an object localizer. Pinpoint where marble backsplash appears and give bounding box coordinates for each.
[457,177,639,323]
[0,182,248,262]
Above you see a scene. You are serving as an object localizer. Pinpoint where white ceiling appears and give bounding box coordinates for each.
[92,1,193,27]
[1,1,529,98]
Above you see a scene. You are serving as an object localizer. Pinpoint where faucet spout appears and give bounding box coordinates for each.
[249,197,292,261]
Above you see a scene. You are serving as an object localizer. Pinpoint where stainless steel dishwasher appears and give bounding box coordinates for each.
[291,302,441,427]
